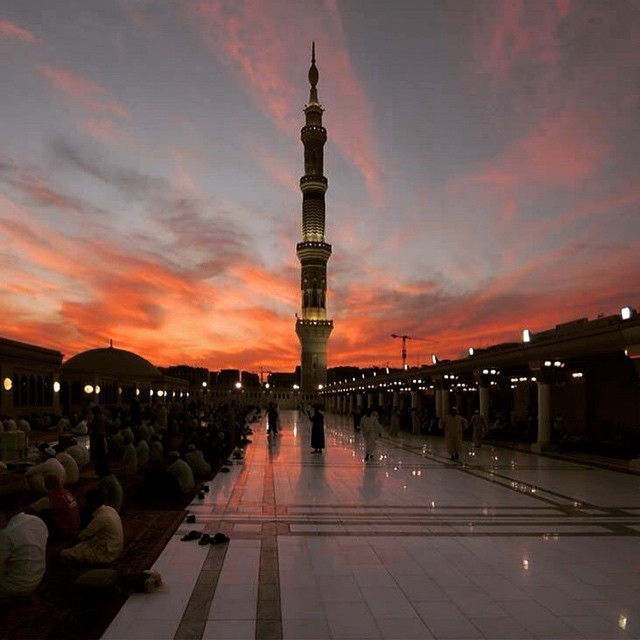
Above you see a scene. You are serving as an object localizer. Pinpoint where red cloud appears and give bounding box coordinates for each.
[477,0,571,83]
[38,65,129,119]
[80,119,118,142]
[0,18,37,42]
[186,0,385,209]
[459,110,609,203]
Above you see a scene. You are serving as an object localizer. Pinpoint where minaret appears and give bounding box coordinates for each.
[295,43,333,392]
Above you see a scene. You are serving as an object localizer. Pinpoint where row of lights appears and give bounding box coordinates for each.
[3,378,62,393]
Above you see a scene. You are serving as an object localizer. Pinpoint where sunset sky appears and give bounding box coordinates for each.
[1,0,639,373]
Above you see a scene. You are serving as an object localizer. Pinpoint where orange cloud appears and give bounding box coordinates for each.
[0,18,37,42]
[38,65,129,119]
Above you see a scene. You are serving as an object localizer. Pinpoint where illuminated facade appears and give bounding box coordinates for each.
[295,44,333,392]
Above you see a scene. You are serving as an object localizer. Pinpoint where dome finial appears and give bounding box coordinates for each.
[312,41,316,65]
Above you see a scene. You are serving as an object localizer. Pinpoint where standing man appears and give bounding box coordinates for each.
[266,402,279,436]
[469,410,487,448]
[440,406,467,461]
[307,404,325,454]
[361,407,381,462]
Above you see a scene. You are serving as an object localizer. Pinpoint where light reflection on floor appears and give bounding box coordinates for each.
[103,410,640,640]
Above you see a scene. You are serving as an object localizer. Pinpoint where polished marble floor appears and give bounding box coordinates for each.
[103,410,640,639]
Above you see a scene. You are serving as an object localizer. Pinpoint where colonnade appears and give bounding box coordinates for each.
[324,374,557,449]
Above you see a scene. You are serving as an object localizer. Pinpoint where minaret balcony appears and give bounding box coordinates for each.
[296,241,332,261]
[300,175,328,192]
[301,124,327,140]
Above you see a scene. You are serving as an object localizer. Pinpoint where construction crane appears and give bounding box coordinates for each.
[391,334,426,369]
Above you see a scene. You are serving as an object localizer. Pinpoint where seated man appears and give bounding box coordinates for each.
[148,435,163,465]
[0,493,48,597]
[25,448,66,494]
[166,451,195,495]
[60,489,123,564]
[117,434,138,475]
[135,438,149,471]
[95,462,124,514]
[184,444,211,478]
[64,440,90,468]
[29,475,80,539]
[56,451,80,485]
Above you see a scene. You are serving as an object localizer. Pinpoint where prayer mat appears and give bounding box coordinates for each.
[0,507,185,640]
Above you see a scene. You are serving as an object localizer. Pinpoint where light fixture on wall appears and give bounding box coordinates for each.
[3,377,12,391]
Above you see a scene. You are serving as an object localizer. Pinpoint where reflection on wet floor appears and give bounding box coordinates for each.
[104,410,640,640]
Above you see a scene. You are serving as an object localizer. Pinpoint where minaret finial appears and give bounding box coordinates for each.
[308,41,319,103]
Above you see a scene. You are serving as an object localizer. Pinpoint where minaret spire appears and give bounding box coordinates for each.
[308,41,319,105]
[295,43,333,392]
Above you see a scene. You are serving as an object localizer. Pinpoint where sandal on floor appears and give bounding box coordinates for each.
[181,530,202,542]
[198,533,212,545]
[211,533,230,544]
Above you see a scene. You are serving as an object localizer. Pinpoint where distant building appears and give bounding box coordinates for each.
[61,346,189,413]
[0,336,62,417]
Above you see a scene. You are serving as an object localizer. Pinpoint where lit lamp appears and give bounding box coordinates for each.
[53,381,61,393]
[3,377,13,391]
[234,382,242,389]
[84,384,94,394]
[202,381,207,388]
[318,384,324,390]
[468,347,474,356]
[95,385,101,394]
[621,306,635,320]
[293,384,300,390]
[431,354,438,365]
[522,329,531,343]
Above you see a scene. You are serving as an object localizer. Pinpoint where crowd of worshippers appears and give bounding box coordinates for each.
[0,402,258,599]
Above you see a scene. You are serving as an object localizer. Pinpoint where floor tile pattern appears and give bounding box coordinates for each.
[103,411,640,639]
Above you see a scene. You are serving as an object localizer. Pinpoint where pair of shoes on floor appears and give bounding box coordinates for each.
[181,530,202,542]
[198,532,230,546]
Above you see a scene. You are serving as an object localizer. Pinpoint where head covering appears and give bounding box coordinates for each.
[187,444,195,451]
[44,446,57,458]
[451,407,458,414]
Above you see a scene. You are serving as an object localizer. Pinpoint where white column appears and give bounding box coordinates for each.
[536,382,551,447]
[441,389,450,417]
[479,385,490,425]
[411,391,420,434]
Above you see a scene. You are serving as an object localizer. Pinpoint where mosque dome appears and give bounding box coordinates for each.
[62,346,161,378]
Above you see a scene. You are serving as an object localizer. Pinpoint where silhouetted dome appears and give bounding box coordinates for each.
[63,347,161,378]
